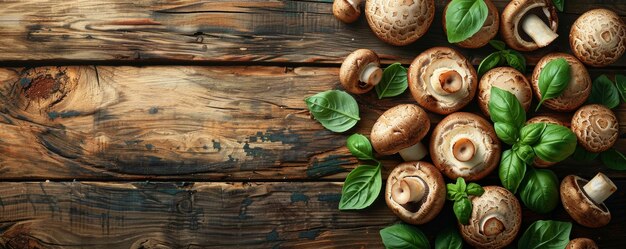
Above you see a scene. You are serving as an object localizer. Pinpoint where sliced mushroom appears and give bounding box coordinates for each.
[365,0,435,46]
[526,116,566,168]
[501,0,559,51]
[459,186,522,249]
[561,173,617,228]
[443,0,499,48]
[385,161,446,225]
[430,112,501,181]
[339,49,383,94]
[333,0,362,23]
[566,238,599,249]
[571,104,619,153]
[532,53,591,111]
[409,47,478,115]
[570,9,626,67]
[478,67,532,117]
[371,104,430,162]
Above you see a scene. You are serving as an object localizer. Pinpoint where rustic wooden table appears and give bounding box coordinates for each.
[0,0,624,248]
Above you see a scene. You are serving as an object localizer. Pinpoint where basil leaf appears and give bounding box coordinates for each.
[489,40,506,51]
[305,90,360,133]
[466,183,484,196]
[454,198,472,225]
[380,223,430,249]
[499,149,527,194]
[346,133,375,161]
[536,58,571,111]
[552,0,564,12]
[519,123,547,146]
[504,50,526,74]
[518,220,572,249]
[519,168,559,214]
[600,149,626,170]
[339,165,381,210]
[489,87,526,130]
[588,75,620,109]
[477,52,502,76]
[495,122,519,145]
[571,145,599,162]
[615,74,626,102]
[456,177,467,194]
[445,0,489,43]
[514,144,535,165]
[533,124,577,163]
[435,226,463,249]
[446,183,460,201]
[376,63,408,99]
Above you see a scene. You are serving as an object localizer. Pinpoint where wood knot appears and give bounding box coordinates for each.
[24,75,60,100]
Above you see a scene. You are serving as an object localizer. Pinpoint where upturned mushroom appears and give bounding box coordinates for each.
[443,0,499,48]
[409,47,478,114]
[385,161,446,225]
[339,49,383,94]
[333,0,362,23]
[526,116,566,167]
[365,0,435,46]
[570,9,626,67]
[459,186,522,249]
[532,53,591,112]
[566,238,599,249]
[561,173,617,228]
[501,0,559,51]
[430,112,501,181]
[371,104,430,161]
[571,104,619,153]
[478,67,532,117]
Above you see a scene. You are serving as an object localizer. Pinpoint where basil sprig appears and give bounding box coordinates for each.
[477,40,526,75]
[339,134,382,210]
[380,223,430,249]
[446,178,484,224]
[305,90,360,133]
[518,220,572,249]
[435,226,463,249]
[552,0,564,12]
[445,0,489,43]
[376,63,408,99]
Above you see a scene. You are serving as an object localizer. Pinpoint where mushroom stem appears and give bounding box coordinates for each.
[391,177,426,205]
[521,14,558,47]
[432,69,463,95]
[582,173,617,204]
[453,138,476,162]
[346,0,362,10]
[398,142,428,161]
[479,214,505,236]
[359,63,383,86]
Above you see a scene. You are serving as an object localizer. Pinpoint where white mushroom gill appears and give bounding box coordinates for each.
[582,173,617,205]
[359,63,383,86]
[391,177,426,205]
[399,142,428,161]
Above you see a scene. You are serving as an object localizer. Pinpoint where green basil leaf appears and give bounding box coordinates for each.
[435,226,463,249]
[518,220,572,249]
[456,177,467,194]
[339,165,381,210]
[514,144,536,165]
[495,122,519,145]
[533,124,577,163]
[519,123,547,146]
[305,90,360,133]
[466,183,484,196]
[499,149,526,194]
[454,198,472,225]
[380,223,430,249]
[536,58,571,111]
[489,87,526,130]
[489,40,506,51]
[376,63,408,99]
[446,183,460,201]
[588,75,620,109]
[570,145,599,162]
[504,50,526,74]
[615,74,626,102]
[552,0,564,12]
[519,168,559,213]
[445,0,489,43]
[478,52,503,76]
[346,133,375,161]
[600,149,626,170]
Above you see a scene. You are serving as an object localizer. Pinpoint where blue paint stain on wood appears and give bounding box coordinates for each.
[47,110,81,119]
[148,107,159,114]
[318,193,342,203]
[266,228,279,241]
[0,113,13,125]
[212,140,221,151]
[306,155,350,178]
[125,140,144,146]
[145,144,154,150]
[290,192,309,204]
[239,197,253,219]
[299,229,321,240]
[248,128,300,144]
[20,78,32,87]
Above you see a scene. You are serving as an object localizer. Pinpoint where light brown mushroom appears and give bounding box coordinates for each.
[478,67,532,117]
[571,104,619,153]
[566,238,599,249]
[339,49,383,94]
[443,0,499,48]
[561,173,617,228]
[526,116,566,168]
[570,9,626,67]
[371,104,430,162]
[409,47,478,115]
[459,186,522,249]
[365,0,435,46]
[532,53,591,112]
[501,0,559,51]
[430,112,501,181]
[333,0,362,23]
[385,161,446,225]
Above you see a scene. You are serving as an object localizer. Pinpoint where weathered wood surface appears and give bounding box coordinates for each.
[0,0,624,66]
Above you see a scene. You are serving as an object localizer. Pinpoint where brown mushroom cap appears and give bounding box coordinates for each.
[532,53,591,112]
[409,47,478,114]
[478,67,532,117]
[501,0,558,51]
[560,175,612,228]
[385,161,446,225]
[570,9,626,67]
[566,238,599,249]
[365,0,435,46]
[526,116,566,167]
[443,0,499,48]
[371,104,430,156]
[430,112,501,181]
[333,0,361,24]
[571,104,619,153]
[339,49,380,94]
[459,186,522,249]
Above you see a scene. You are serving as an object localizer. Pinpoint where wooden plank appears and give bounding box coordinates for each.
[1,66,626,180]
[0,0,624,66]
[0,181,623,248]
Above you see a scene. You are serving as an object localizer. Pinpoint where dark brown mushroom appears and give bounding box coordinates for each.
[339,49,382,94]
[333,0,362,24]
[561,173,617,228]
[371,104,430,161]
[566,238,599,249]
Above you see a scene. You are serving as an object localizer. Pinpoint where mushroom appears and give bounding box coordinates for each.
[501,0,559,51]
[365,0,435,46]
[430,112,501,181]
[526,116,566,168]
[371,104,430,161]
[459,186,522,249]
[566,238,599,249]
[385,161,446,225]
[333,0,362,23]
[532,53,591,112]
[339,49,383,94]
[408,47,478,115]
[561,173,617,228]
[478,67,532,117]
[570,9,626,67]
[443,0,499,48]
[571,104,619,153]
